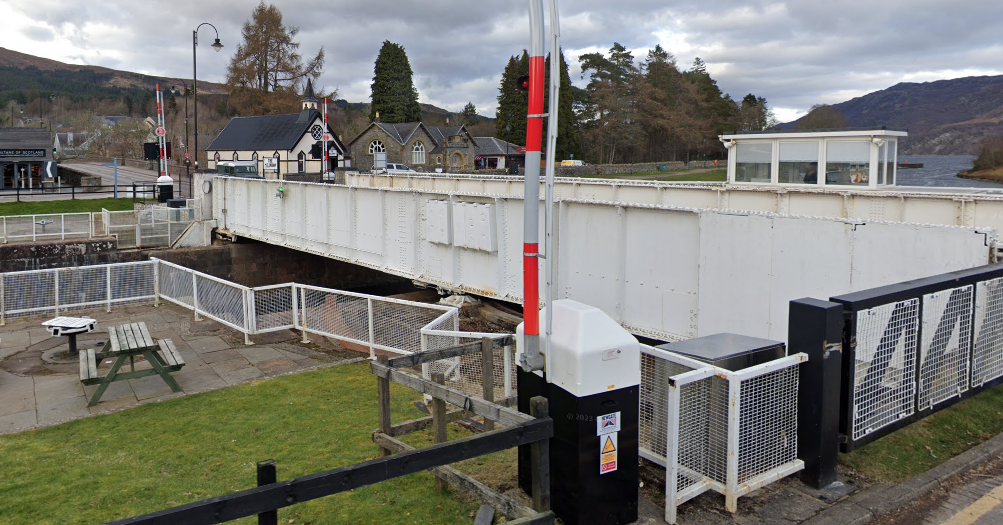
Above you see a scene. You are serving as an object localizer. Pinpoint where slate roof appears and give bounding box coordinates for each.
[474,137,524,156]
[206,109,345,153]
[374,122,422,144]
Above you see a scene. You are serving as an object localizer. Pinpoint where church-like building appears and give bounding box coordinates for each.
[206,81,349,179]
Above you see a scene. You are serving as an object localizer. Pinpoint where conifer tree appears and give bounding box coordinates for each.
[370,41,422,123]
[461,102,478,126]
[495,52,529,147]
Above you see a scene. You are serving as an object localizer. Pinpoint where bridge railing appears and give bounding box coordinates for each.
[829,264,1003,452]
[0,212,95,243]
[639,343,807,524]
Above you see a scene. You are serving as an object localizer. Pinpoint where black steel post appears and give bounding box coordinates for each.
[256,460,278,525]
[193,29,198,178]
[789,298,844,489]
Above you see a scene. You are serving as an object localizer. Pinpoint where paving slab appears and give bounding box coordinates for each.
[219,366,263,385]
[238,346,285,364]
[0,372,35,416]
[87,395,142,415]
[129,375,176,401]
[209,358,254,374]
[256,357,305,376]
[36,395,88,426]
[185,336,231,353]
[276,348,314,361]
[0,410,36,434]
[82,379,135,403]
[198,348,243,364]
[33,374,85,405]
[173,368,228,394]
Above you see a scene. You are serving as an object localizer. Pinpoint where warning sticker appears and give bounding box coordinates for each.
[597,412,621,436]
[600,432,618,475]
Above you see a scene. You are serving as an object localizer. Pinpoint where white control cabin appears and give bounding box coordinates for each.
[719,129,907,189]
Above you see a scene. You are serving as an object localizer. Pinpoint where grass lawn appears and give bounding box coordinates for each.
[840,382,1003,482]
[0,198,134,217]
[0,362,482,525]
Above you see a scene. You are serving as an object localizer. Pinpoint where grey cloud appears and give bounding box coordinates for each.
[6,0,1003,120]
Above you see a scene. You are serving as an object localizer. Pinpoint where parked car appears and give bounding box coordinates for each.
[376,163,418,174]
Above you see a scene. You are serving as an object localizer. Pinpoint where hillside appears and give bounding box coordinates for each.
[0,47,228,94]
[796,75,1003,155]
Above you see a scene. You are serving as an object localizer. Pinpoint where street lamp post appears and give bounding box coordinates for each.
[193,22,223,190]
[172,83,191,197]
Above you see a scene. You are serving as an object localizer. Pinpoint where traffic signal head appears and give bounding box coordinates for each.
[516,75,530,92]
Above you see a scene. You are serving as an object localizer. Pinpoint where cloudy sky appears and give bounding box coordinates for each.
[2,0,1001,122]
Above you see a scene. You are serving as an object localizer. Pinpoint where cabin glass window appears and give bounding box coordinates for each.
[734,142,772,183]
[778,142,819,184]
[825,141,870,186]
[877,142,887,185]
[886,140,897,185]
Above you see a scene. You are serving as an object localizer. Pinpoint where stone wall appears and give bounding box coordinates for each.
[0,238,144,273]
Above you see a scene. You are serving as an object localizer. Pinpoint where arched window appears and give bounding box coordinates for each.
[232,152,239,161]
[436,156,442,165]
[252,152,258,161]
[411,141,426,165]
[451,153,462,167]
[214,152,220,162]
[297,151,306,173]
[368,140,385,155]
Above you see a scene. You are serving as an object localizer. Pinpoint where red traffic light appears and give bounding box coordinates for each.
[516,75,530,92]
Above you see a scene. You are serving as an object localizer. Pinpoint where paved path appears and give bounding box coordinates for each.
[0,302,351,435]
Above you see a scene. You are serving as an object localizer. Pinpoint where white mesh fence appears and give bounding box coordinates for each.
[418,310,517,401]
[918,285,972,410]
[851,299,919,441]
[2,259,452,355]
[0,261,156,322]
[973,277,1003,387]
[296,285,456,357]
[252,284,296,333]
[640,345,807,524]
[0,213,93,243]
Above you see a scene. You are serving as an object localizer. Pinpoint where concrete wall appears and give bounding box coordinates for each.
[0,238,144,273]
[148,242,407,290]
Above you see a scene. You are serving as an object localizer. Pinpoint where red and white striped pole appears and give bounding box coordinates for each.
[323,98,329,175]
[520,0,546,372]
[155,84,166,178]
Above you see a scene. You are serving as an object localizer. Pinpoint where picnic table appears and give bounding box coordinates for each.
[79,322,185,407]
[42,316,98,356]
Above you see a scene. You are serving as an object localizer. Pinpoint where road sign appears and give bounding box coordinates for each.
[155,126,166,137]
[184,152,191,159]
[323,133,332,142]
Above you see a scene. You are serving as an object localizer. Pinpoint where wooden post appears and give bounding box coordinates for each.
[481,337,495,432]
[256,460,278,525]
[432,371,448,491]
[377,355,393,457]
[529,396,551,512]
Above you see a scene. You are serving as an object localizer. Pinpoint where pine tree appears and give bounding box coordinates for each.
[544,50,582,160]
[370,41,421,123]
[461,102,478,126]
[495,52,529,147]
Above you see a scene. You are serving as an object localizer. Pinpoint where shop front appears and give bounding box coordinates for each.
[0,129,55,190]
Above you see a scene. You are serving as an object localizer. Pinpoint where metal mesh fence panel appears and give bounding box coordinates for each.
[371,299,448,355]
[302,288,372,348]
[676,375,728,493]
[1,262,156,320]
[851,299,919,441]
[157,263,194,308]
[110,263,156,304]
[195,275,247,331]
[973,277,1003,387]
[737,365,800,484]
[253,285,296,333]
[918,285,973,410]
[2,270,56,317]
[423,338,514,400]
[639,352,697,465]
[56,266,107,311]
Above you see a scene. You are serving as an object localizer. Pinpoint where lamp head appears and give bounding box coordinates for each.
[211,38,223,52]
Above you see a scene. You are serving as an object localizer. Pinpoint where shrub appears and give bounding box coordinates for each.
[973,135,1003,171]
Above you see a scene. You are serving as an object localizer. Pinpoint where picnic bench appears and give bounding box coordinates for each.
[79,322,185,406]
